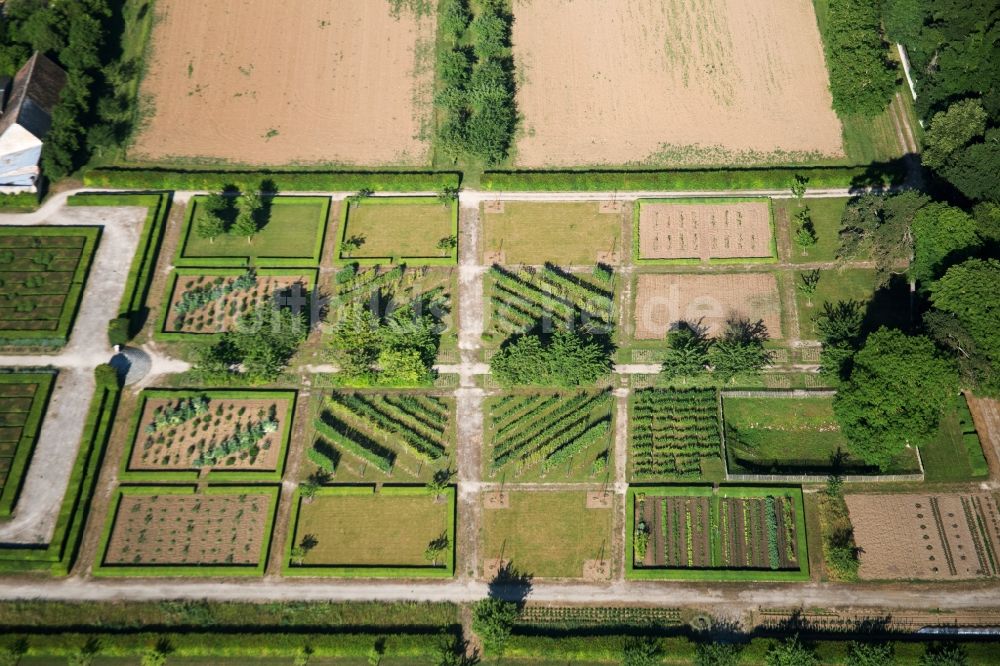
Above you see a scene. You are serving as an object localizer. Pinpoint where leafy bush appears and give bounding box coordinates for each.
[107,317,130,347]
[491,330,612,388]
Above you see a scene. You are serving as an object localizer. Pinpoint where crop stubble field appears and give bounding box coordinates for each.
[512,0,843,167]
[638,201,773,261]
[132,0,434,165]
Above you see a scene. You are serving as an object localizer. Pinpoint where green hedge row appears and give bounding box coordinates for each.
[82,169,461,192]
[482,163,907,191]
[0,192,39,211]
[0,365,120,575]
[0,372,56,518]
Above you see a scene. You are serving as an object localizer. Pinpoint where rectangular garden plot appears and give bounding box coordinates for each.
[0,372,56,516]
[0,227,100,347]
[846,493,1000,581]
[310,392,454,483]
[337,196,458,265]
[635,198,775,264]
[122,390,296,482]
[481,201,624,265]
[95,486,278,576]
[630,388,723,481]
[629,486,808,581]
[485,390,613,482]
[157,268,316,339]
[177,196,329,267]
[284,485,455,577]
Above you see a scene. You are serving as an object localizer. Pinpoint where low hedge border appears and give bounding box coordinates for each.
[632,197,778,265]
[93,484,280,577]
[482,162,907,192]
[0,191,40,211]
[625,484,810,582]
[154,268,318,343]
[0,365,121,575]
[118,388,297,483]
[175,195,330,268]
[283,484,457,578]
[335,196,459,266]
[68,192,172,339]
[0,371,57,518]
[82,168,461,192]
[0,225,101,347]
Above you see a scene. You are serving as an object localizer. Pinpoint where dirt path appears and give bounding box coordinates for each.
[967,395,1000,484]
[612,388,629,581]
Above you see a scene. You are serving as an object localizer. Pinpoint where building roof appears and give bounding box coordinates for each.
[0,52,68,140]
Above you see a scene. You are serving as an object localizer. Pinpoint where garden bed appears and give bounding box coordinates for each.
[630,388,723,481]
[0,371,56,517]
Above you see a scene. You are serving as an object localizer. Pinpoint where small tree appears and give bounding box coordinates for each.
[300,478,320,502]
[709,319,774,382]
[695,642,742,666]
[471,597,518,656]
[621,637,661,666]
[797,270,821,307]
[233,191,263,243]
[426,468,453,501]
[791,174,809,199]
[661,323,710,381]
[424,533,450,566]
[794,207,817,254]
[766,635,818,666]
[920,643,968,666]
[438,185,459,204]
[342,235,365,256]
[196,210,225,243]
[437,235,458,254]
[846,641,894,666]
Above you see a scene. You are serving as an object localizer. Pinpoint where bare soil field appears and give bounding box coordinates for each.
[634,273,782,340]
[166,274,307,334]
[638,201,773,261]
[846,493,1000,580]
[131,0,434,165]
[512,0,844,167]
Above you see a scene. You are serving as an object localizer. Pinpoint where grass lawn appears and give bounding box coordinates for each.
[294,491,451,567]
[774,197,849,264]
[181,196,328,261]
[794,268,911,340]
[921,397,989,483]
[481,491,612,578]
[340,197,455,260]
[481,201,622,265]
[723,395,921,475]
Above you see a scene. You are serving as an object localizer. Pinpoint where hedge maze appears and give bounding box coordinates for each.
[0,227,99,348]
[0,372,55,517]
[630,389,722,480]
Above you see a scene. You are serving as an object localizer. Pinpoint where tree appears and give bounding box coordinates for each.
[299,478,320,502]
[329,304,382,379]
[196,210,225,243]
[765,635,818,666]
[924,309,997,396]
[921,99,988,170]
[708,319,774,382]
[819,0,896,117]
[790,174,809,199]
[973,202,1000,245]
[377,347,430,385]
[437,235,458,253]
[471,597,518,656]
[424,533,450,566]
[911,202,982,284]
[834,328,958,470]
[233,192,262,243]
[846,641,894,666]
[940,128,1000,203]
[426,468,453,501]
[661,322,710,381]
[621,637,661,666]
[199,299,308,383]
[920,643,968,666]
[839,191,929,286]
[695,642,742,666]
[815,300,866,379]
[797,270,821,307]
[793,208,817,254]
[882,0,925,44]
[490,329,612,388]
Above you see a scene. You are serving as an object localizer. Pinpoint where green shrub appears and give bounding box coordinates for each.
[108,317,130,347]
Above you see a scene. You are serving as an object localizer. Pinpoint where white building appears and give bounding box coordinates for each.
[0,52,67,193]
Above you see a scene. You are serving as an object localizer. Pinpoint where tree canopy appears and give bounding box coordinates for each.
[490,329,612,388]
[821,0,896,117]
[910,202,982,284]
[839,192,929,287]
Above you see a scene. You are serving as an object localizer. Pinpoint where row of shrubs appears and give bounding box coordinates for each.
[83,169,461,192]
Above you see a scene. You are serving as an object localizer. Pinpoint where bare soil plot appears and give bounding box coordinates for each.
[634,273,781,340]
[846,493,1000,580]
[638,200,773,261]
[131,0,434,165]
[481,202,624,265]
[165,272,309,334]
[511,0,843,167]
[104,491,271,566]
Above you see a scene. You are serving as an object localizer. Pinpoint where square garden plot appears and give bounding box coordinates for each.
[628,486,809,581]
[156,267,317,340]
[120,389,296,482]
[95,485,279,576]
[481,490,614,580]
[0,371,56,517]
[177,195,329,267]
[336,196,458,265]
[629,388,724,482]
[284,485,455,577]
[0,226,100,347]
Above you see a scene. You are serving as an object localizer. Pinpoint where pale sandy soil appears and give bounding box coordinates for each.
[512,0,844,167]
[634,273,782,339]
[639,201,773,260]
[131,0,434,166]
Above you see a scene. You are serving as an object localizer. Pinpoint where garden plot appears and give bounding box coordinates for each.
[330,264,454,332]
[311,392,454,482]
[481,201,624,265]
[124,391,295,479]
[486,265,616,340]
[285,486,455,577]
[131,0,434,166]
[97,487,277,574]
[0,227,99,346]
[636,199,774,262]
[631,388,722,480]
[634,273,781,340]
[482,491,613,580]
[161,269,314,336]
[630,487,808,580]
[511,0,843,167]
[846,493,1000,581]
[0,372,55,517]
[337,197,458,264]
[485,391,613,482]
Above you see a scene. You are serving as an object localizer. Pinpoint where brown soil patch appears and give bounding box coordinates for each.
[484,491,510,509]
[105,492,270,566]
[482,557,510,579]
[132,0,434,165]
[129,398,289,472]
[484,250,505,265]
[512,0,843,167]
[634,273,782,339]
[599,201,624,214]
[483,201,505,215]
[587,491,613,509]
[166,275,307,334]
[583,559,611,580]
[639,202,772,260]
[967,395,1000,480]
[846,493,1000,580]
[596,250,620,265]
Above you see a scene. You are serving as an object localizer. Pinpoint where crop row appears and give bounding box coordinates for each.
[327,393,446,462]
[313,414,395,474]
[174,272,256,315]
[631,389,720,479]
[492,393,607,463]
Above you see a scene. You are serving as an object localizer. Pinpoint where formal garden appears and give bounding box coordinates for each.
[0,371,55,517]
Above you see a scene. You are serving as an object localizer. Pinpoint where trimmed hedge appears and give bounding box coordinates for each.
[0,372,56,518]
[0,191,39,211]
[482,163,907,191]
[83,168,461,192]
